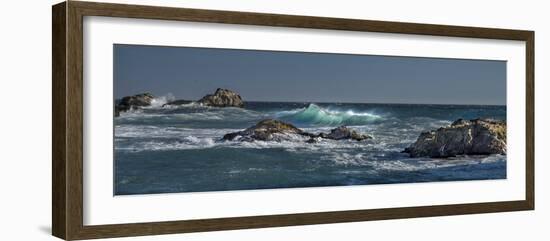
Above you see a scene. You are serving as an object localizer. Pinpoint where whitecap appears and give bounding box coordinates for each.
[278,103,383,126]
[148,93,175,108]
[321,152,506,172]
[116,135,218,152]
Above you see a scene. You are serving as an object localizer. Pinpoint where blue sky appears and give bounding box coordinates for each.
[114,44,506,105]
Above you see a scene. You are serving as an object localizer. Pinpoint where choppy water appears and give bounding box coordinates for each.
[114,100,506,195]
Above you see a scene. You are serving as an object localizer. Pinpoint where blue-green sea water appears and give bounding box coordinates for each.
[114,101,506,195]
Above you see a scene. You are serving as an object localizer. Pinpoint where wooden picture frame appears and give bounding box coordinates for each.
[52,1,534,240]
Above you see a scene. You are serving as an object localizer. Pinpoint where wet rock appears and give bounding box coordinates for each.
[223,119,312,141]
[115,93,154,116]
[322,126,373,141]
[198,88,244,108]
[223,120,372,143]
[403,118,506,158]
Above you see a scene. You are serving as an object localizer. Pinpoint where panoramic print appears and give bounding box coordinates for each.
[113,44,507,195]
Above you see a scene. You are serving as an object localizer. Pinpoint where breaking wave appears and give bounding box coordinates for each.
[279,104,382,126]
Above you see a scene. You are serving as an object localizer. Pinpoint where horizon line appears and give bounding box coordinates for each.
[114,95,505,107]
[242,100,506,106]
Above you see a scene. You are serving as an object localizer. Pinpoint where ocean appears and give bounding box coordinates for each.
[114,101,506,195]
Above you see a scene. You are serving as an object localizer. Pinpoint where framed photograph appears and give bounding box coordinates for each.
[52,1,534,240]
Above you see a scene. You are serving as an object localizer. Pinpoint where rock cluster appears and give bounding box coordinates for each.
[115,88,244,117]
[222,119,372,142]
[403,118,506,158]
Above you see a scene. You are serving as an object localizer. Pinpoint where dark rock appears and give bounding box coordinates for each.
[404,118,506,158]
[451,118,469,126]
[162,99,193,107]
[306,137,324,143]
[198,88,244,108]
[306,138,318,143]
[317,133,329,139]
[222,119,310,142]
[115,93,154,116]
[322,126,372,141]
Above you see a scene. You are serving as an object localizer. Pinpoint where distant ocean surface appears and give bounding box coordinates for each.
[114,101,506,195]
